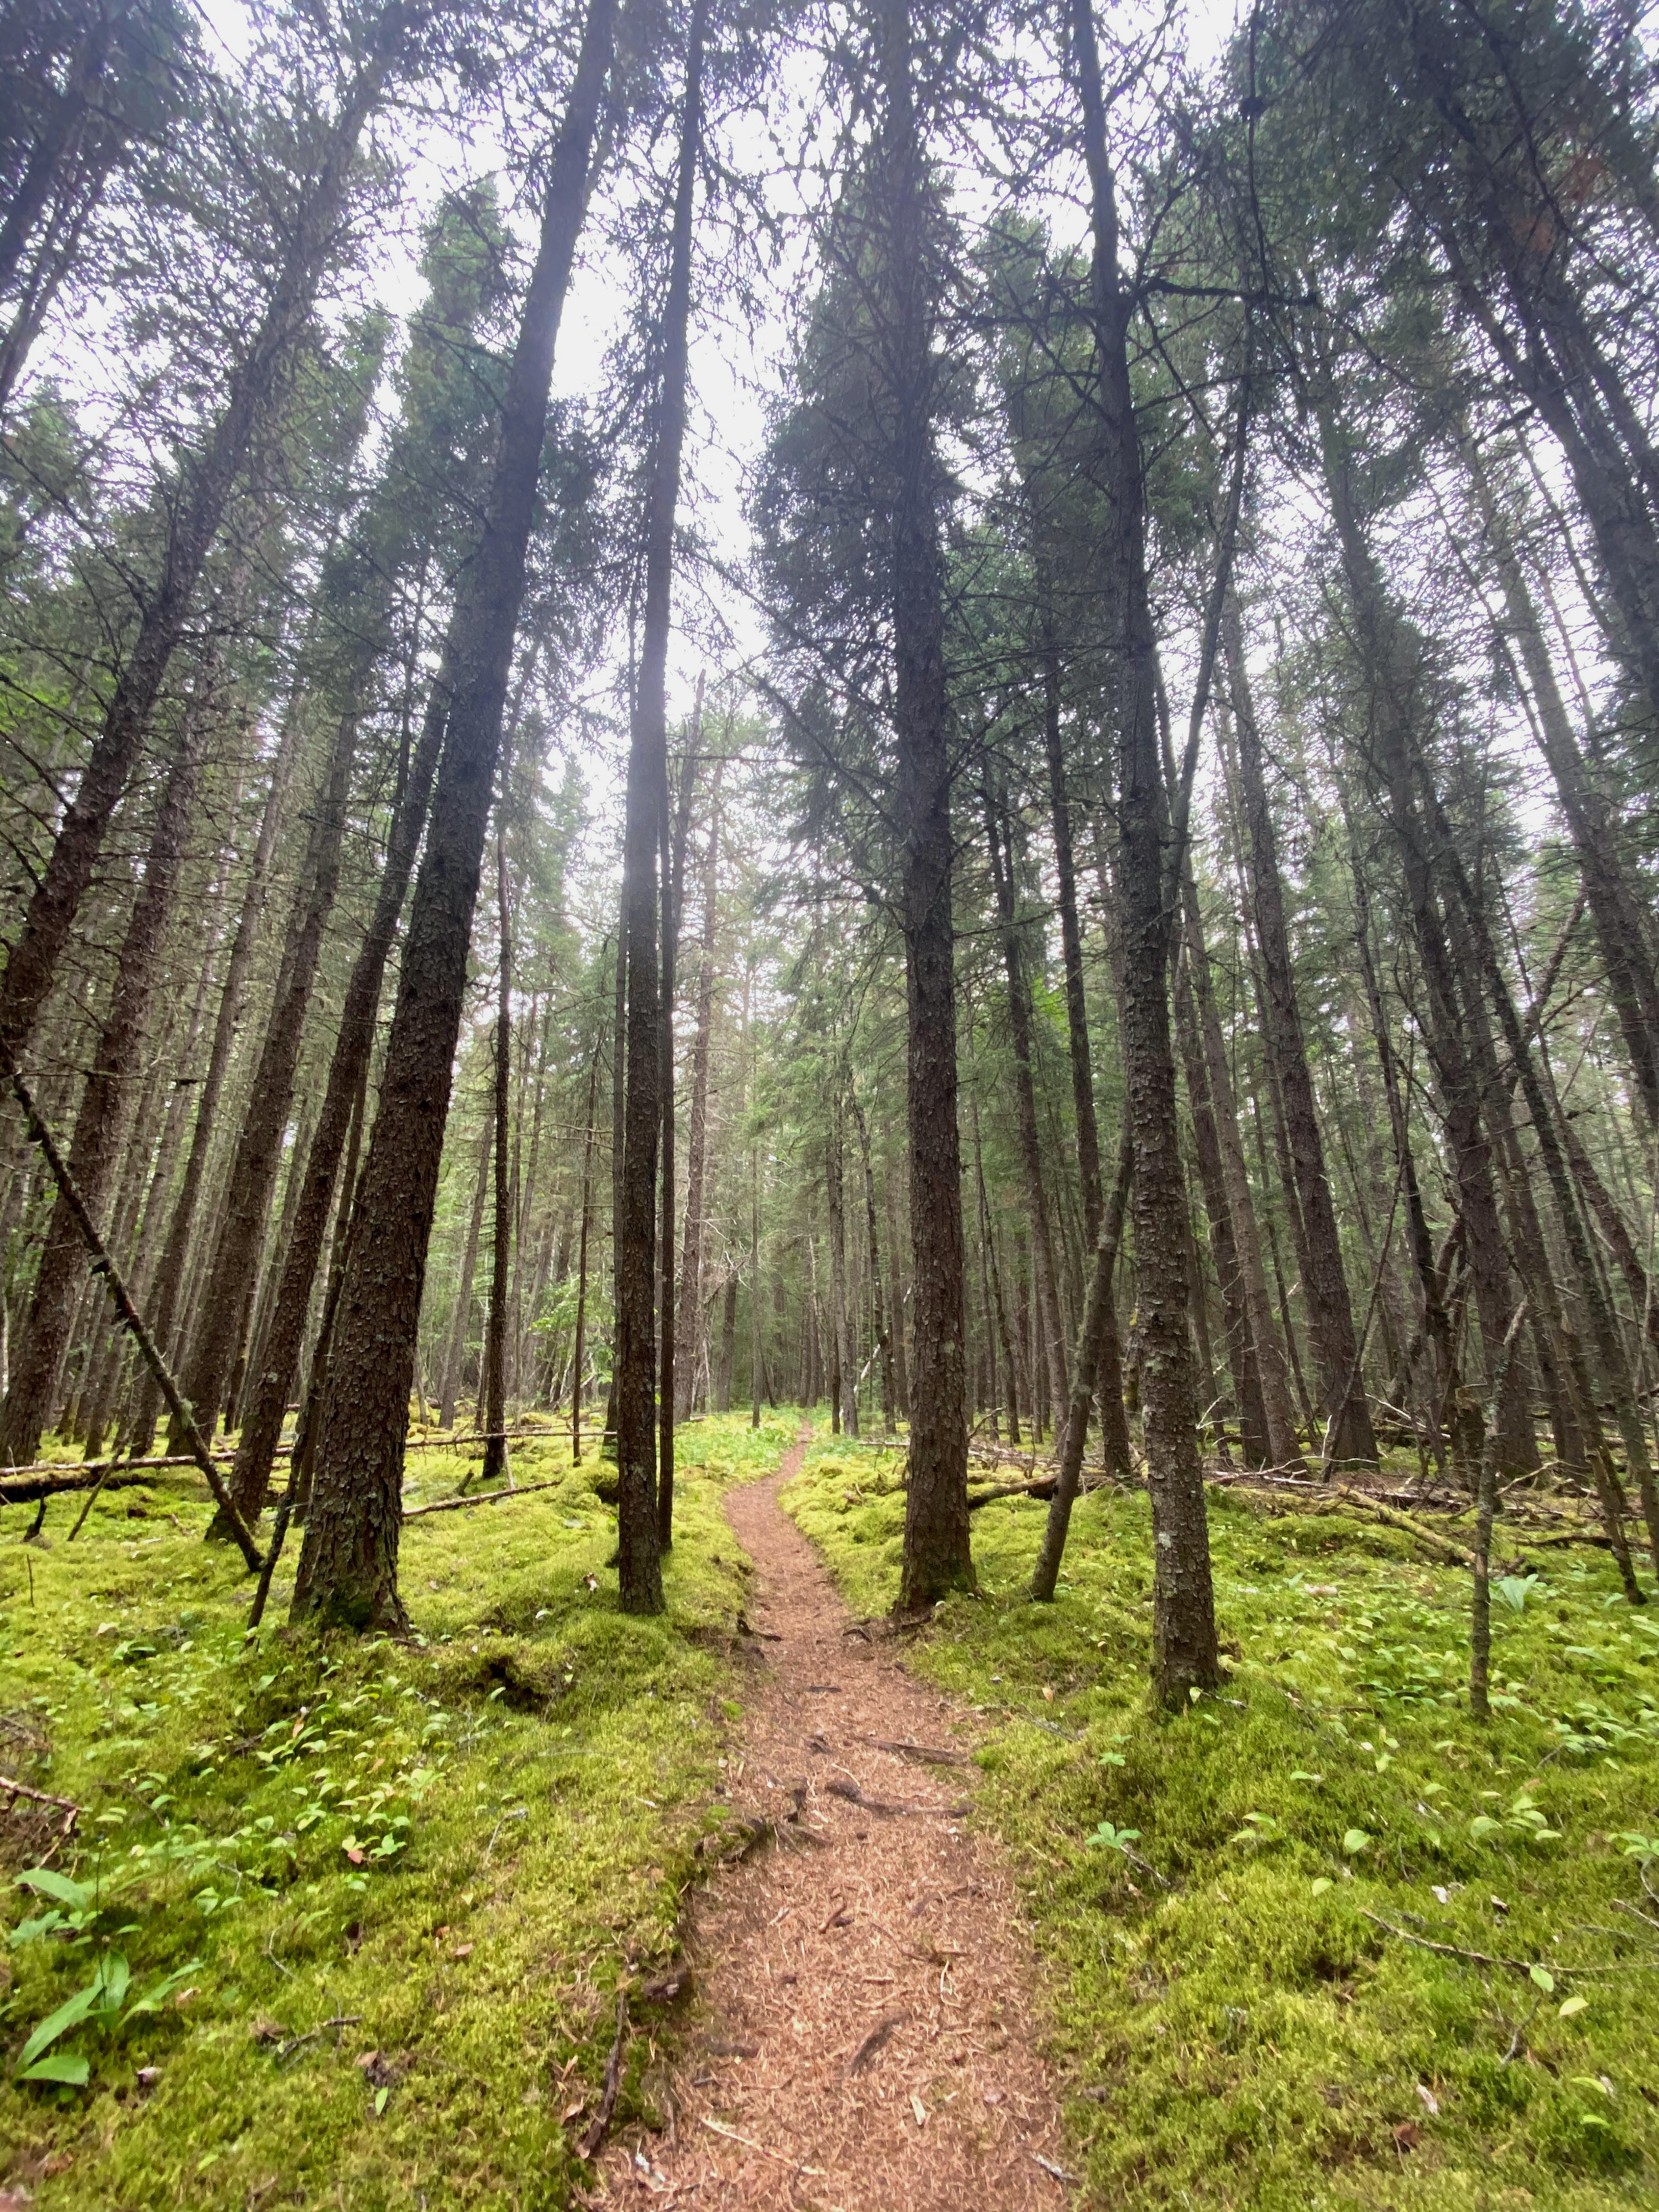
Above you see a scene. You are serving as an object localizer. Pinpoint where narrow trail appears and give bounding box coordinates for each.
[596,1428,1069,2210]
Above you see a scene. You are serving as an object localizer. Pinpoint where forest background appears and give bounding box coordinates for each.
[4,0,1659,2204]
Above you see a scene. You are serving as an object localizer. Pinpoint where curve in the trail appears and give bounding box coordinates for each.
[597,1427,1070,2211]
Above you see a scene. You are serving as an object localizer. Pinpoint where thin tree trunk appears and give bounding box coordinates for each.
[984,782,1070,1438]
[826,1087,858,1438]
[674,757,722,1419]
[184,706,356,1444]
[657,681,702,1549]
[849,1088,896,1434]
[1224,591,1375,1463]
[571,984,604,1465]
[440,1120,493,1430]
[479,792,514,1487]
[226,681,447,1516]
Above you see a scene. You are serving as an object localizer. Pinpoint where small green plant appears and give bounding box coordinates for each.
[14,1947,200,2088]
[1086,1820,1141,1853]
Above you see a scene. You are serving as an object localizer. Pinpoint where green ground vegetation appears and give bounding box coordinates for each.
[785,1437,1659,2211]
[0,1412,794,2209]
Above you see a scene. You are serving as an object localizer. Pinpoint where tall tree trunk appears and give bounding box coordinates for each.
[1224,592,1376,1464]
[617,1,705,1610]
[848,1088,896,1434]
[1037,585,1104,1244]
[984,783,1070,1441]
[226,681,447,1516]
[1465,443,1659,1131]
[439,1120,492,1431]
[603,885,626,1452]
[674,758,722,1419]
[0,710,203,1466]
[878,0,972,1607]
[1073,0,1216,1697]
[184,707,356,1446]
[826,1087,858,1438]
[0,18,403,1067]
[129,690,308,1455]
[571,985,604,1465]
[657,684,702,1548]
[291,0,618,1631]
[479,791,514,1486]
[1172,932,1269,1468]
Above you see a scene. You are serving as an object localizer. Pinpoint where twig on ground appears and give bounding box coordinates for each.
[699,2115,825,2173]
[578,1983,631,2158]
[845,2010,905,2075]
[0,1772,80,1832]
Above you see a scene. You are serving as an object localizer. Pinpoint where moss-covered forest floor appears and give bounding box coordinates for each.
[6,1417,1659,2211]
[0,1412,799,2209]
[786,1438,1659,2210]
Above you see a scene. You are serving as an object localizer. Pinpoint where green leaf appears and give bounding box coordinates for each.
[17,1981,99,2070]
[15,1868,91,1911]
[1342,1829,1370,1855]
[1097,1752,1126,1768]
[127,1959,201,2018]
[1530,1964,1555,1993]
[1310,1877,1333,1895]
[374,2085,390,2115]
[1559,1996,1589,2018]
[18,2051,89,2087]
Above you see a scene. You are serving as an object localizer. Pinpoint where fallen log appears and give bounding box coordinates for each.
[967,1476,1057,1510]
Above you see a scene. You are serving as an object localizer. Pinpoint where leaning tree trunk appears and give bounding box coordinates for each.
[0,708,204,1466]
[1073,0,1216,1699]
[0,16,402,1070]
[616,2,705,1611]
[291,0,619,1632]
[226,682,448,1517]
[183,707,356,1448]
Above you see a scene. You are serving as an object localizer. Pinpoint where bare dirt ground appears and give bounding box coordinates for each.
[594,1427,1070,2211]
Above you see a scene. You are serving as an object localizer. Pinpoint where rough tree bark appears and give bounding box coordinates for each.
[291,0,618,1629]
[876,0,973,1609]
[1073,0,1217,1699]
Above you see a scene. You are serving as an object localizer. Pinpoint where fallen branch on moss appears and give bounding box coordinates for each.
[1,1043,263,1574]
[577,1983,630,2158]
[401,1477,571,1521]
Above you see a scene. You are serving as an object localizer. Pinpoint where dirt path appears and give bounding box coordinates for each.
[596,1429,1069,2210]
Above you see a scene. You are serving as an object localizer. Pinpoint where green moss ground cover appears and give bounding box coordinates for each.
[785,1439,1659,2210]
[0,1411,797,2209]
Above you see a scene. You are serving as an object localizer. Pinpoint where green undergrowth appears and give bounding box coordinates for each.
[0,1409,799,2209]
[785,1438,1659,2210]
